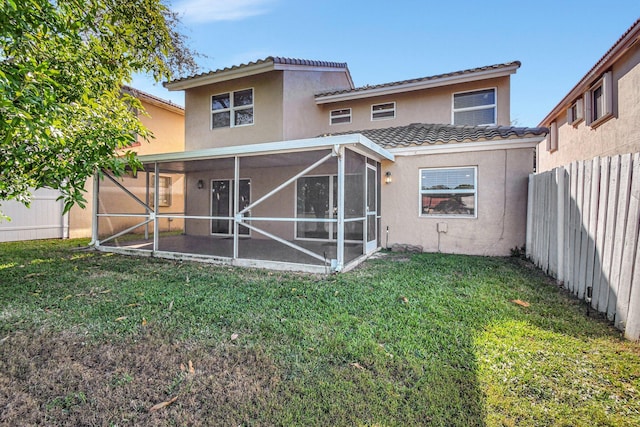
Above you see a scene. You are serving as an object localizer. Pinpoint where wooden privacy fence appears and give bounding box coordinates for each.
[527,153,640,341]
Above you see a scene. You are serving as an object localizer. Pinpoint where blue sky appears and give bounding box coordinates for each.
[132,1,640,126]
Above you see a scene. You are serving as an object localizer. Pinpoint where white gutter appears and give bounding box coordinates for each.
[137,134,394,163]
[388,136,543,156]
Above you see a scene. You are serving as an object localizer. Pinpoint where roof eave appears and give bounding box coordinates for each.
[314,64,520,104]
[137,134,394,164]
[165,61,276,91]
[539,19,640,127]
[164,61,353,92]
[388,135,544,156]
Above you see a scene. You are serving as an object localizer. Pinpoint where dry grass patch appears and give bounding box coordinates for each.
[0,328,279,426]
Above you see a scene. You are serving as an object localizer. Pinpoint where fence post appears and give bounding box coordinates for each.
[526,173,534,260]
[616,153,640,331]
[556,167,565,284]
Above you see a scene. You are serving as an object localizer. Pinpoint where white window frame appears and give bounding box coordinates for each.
[150,175,172,208]
[371,102,396,121]
[567,98,584,126]
[419,166,477,218]
[547,121,558,152]
[584,71,613,128]
[452,87,497,126]
[330,108,352,125]
[211,88,254,129]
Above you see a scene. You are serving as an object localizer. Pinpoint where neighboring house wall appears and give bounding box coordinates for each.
[538,20,640,172]
[381,146,532,256]
[69,92,185,239]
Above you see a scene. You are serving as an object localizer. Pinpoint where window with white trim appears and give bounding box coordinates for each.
[420,167,476,217]
[151,175,172,207]
[211,88,254,129]
[585,71,613,127]
[330,108,351,125]
[371,102,396,120]
[453,88,496,126]
[567,98,583,126]
[547,121,558,152]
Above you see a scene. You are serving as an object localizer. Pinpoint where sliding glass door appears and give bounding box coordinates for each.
[211,179,250,236]
[296,176,337,240]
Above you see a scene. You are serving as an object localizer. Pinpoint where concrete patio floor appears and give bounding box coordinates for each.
[101,234,367,271]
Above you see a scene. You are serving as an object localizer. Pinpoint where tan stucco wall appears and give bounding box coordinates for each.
[380,146,533,256]
[318,76,512,134]
[537,46,640,171]
[184,72,285,150]
[69,97,185,238]
[183,154,338,241]
[183,72,512,150]
[281,69,353,140]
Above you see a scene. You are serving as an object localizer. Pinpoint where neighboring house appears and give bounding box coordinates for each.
[537,18,640,171]
[0,87,185,242]
[93,57,546,273]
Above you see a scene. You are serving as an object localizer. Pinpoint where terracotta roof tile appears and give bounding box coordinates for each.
[315,61,521,98]
[328,123,548,149]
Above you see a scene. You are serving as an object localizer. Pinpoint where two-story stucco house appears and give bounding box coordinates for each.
[93,58,546,273]
[537,18,640,172]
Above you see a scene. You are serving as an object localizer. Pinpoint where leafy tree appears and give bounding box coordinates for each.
[0,0,198,214]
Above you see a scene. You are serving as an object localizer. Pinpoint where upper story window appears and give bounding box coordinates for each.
[567,98,584,126]
[371,102,396,120]
[452,88,496,126]
[420,167,477,217]
[330,108,351,125]
[546,121,558,153]
[211,88,254,129]
[585,71,613,128]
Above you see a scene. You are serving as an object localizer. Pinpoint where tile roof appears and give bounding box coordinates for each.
[328,123,548,149]
[122,86,184,112]
[168,56,349,85]
[315,61,521,98]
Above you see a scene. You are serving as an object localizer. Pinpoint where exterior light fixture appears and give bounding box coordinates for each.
[197,179,204,189]
[385,171,392,184]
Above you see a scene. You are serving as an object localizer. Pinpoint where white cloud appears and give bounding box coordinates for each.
[173,0,275,23]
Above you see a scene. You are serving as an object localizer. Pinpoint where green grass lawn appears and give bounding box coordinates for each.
[0,239,639,426]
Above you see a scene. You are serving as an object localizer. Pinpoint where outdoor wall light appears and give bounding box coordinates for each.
[385,171,392,184]
[197,179,204,189]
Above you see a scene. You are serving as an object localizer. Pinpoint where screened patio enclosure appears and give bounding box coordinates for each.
[93,134,394,273]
